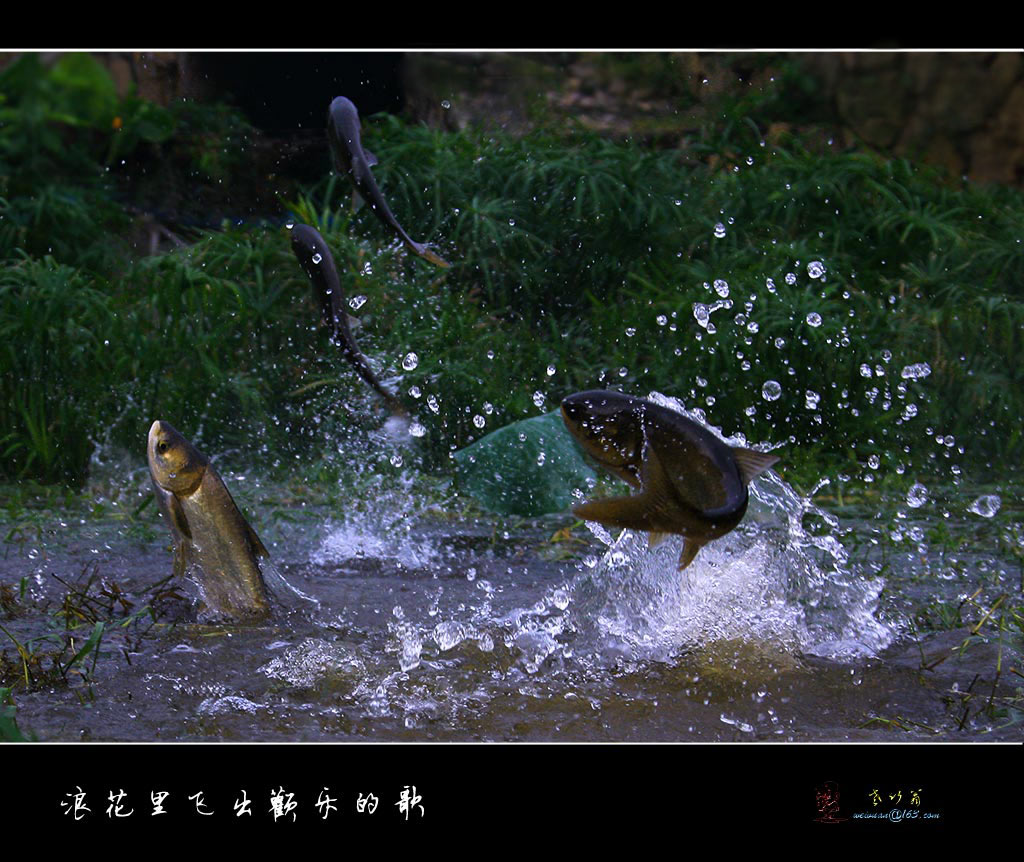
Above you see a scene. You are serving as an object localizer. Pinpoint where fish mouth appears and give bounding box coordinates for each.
[148,419,176,452]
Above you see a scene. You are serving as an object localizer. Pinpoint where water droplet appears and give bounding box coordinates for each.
[906,483,928,508]
[390,454,403,467]
[427,395,440,414]
[806,312,822,327]
[713,279,729,297]
[807,260,826,279]
[409,422,426,438]
[785,272,797,285]
[536,452,546,466]
[546,365,556,376]
[900,362,931,379]
[533,391,546,408]
[402,352,419,371]
[473,414,485,429]
[746,321,759,333]
[761,380,782,401]
[486,350,495,360]
[311,253,322,265]
[745,405,757,416]
[441,99,451,109]
[349,295,367,310]
[859,364,872,378]
[968,495,1000,518]
[868,454,880,469]
[713,223,727,238]
[409,385,422,398]
[805,390,820,410]
[433,621,465,651]
[656,314,668,326]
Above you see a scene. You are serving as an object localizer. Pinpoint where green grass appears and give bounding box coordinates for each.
[2,54,1024,496]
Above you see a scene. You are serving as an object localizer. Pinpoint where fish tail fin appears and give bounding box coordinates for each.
[406,239,450,269]
[417,245,451,269]
[732,447,780,485]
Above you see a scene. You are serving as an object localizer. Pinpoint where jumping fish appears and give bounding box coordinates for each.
[147,420,271,622]
[290,223,407,416]
[560,390,779,570]
[327,95,450,269]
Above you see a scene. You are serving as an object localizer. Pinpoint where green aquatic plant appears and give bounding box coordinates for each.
[0,686,33,741]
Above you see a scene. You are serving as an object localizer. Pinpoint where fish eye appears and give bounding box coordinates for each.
[157,441,169,454]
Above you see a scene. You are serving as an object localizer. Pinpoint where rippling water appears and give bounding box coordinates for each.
[4,422,1019,742]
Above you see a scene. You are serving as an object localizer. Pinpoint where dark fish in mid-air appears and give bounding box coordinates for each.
[147,420,271,622]
[560,390,779,570]
[290,223,407,416]
[327,95,450,269]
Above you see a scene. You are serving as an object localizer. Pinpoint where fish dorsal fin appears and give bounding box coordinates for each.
[732,447,779,485]
[363,147,378,167]
[245,520,270,559]
[648,531,671,549]
[677,537,703,571]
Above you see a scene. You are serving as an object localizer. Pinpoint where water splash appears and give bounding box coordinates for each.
[549,391,892,663]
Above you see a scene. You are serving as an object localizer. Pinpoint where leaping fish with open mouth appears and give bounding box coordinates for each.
[327,95,450,269]
[560,390,779,570]
[147,420,272,622]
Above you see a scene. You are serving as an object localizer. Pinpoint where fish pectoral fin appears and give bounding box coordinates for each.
[166,493,192,542]
[677,538,704,570]
[648,531,671,549]
[639,443,683,524]
[572,494,654,532]
[172,539,191,578]
[362,147,378,167]
[732,447,780,485]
